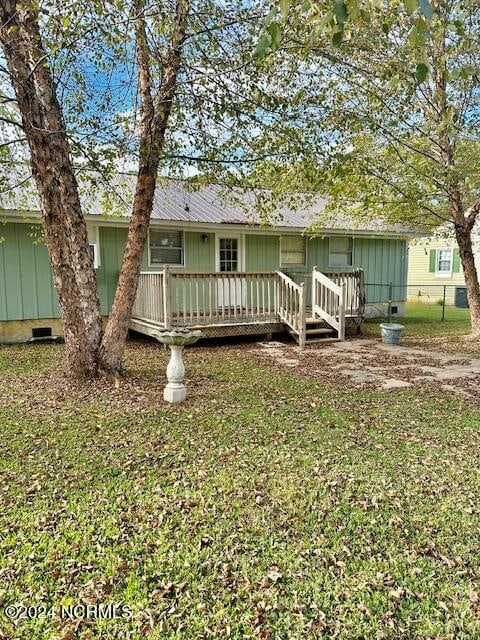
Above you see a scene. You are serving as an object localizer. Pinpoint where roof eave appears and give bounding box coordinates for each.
[0,208,423,239]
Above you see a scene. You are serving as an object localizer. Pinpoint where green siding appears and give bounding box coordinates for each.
[97,226,128,314]
[0,224,219,320]
[0,222,409,322]
[0,223,130,320]
[245,234,279,271]
[289,236,407,304]
[0,223,57,321]
[185,231,215,271]
[354,237,407,303]
[306,237,329,271]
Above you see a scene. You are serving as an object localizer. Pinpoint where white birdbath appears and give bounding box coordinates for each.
[154,329,204,403]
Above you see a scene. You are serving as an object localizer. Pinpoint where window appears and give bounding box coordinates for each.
[89,243,99,269]
[280,236,306,266]
[149,229,184,266]
[329,237,353,267]
[219,237,239,272]
[436,248,453,276]
[87,225,100,269]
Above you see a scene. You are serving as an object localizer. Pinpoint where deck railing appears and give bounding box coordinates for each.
[132,267,364,344]
[311,266,346,340]
[275,271,306,346]
[287,269,365,317]
[132,272,165,325]
[169,271,278,326]
[324,269,365,318]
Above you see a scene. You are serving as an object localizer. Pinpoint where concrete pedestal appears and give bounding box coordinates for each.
[164,344,186,403]
[155,330,204,403]
[164,382,186,403]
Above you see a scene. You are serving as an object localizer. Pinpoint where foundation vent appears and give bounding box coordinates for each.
[31,327,53,339]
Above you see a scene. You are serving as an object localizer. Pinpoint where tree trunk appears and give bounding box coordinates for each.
[99,168,157,372]
[1,0,189,376]
[99,0,189,373]
[455,222,480,337]
[0,2,103,376]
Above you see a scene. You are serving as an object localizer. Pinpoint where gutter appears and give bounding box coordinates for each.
[0,208,425,240]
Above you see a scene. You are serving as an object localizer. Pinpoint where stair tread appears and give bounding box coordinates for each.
[306,327,335,335]
[305,337,341,345]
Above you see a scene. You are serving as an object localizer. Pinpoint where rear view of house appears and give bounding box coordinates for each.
[0,176,418,345]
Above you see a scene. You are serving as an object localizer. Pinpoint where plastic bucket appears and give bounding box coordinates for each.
[380,323,404,345]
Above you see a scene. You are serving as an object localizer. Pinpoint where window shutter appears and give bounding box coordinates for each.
[429,249,436,273]
[452,248,460,273]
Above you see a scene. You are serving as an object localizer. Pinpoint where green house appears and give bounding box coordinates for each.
[0,178,417,345]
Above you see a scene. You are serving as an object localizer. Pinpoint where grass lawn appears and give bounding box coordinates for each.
[364,301,471,338]
[0,340,480,639]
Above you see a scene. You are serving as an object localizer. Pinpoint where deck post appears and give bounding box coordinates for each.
[298,282,306,348]
[311,265,317,317]
[338,282,346,341]
[163,265,172,328]
[357,268,365,317]
[274,274,279,319]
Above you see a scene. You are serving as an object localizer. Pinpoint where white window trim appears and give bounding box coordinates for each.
[279,235,307,268]
[89,243,100,270]
[328,236,354,268]
[215,232,244,272]
[435,247,453,278]
[88,225,100,269]
[148,228,185,268]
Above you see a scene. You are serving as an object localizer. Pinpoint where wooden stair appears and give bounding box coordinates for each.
[304,317,338,345]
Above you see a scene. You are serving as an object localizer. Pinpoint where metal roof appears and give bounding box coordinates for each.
[0,168,418,235]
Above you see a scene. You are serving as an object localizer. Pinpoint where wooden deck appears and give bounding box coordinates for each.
[131,268,365,346]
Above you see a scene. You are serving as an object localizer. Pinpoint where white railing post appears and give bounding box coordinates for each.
[298,282,306,348]
[163,265,172,328]
[311,266,317,316]
[338,281,346,341]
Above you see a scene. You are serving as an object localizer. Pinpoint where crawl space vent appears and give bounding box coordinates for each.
[32,327,53,339]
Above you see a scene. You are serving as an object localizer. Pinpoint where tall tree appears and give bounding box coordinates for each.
[99,0,189,372]
[0,0,105,375]
[0,0,189,374]
[0,0,305,375]
[260,0,480,336]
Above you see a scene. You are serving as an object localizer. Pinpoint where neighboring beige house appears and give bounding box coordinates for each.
[408,235,468,305]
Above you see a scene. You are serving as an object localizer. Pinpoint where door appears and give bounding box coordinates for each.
[216,235,245,310]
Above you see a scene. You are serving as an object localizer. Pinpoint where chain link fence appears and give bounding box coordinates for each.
[365,282,470,323]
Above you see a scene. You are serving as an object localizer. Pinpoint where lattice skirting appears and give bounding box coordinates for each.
[197,322,286,339]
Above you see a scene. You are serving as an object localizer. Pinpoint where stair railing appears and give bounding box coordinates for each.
[311,266,346,340]
[275,271,306,346]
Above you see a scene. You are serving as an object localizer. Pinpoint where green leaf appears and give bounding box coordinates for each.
[268,22,282,49]
[265,5,278,26]
[418,0,433,19]
[404,0,417,13]
[279,0,290,20]
[332,31,343,47]
[415,63,429,83]
[334,1,347,24]
[255,33,272,59]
